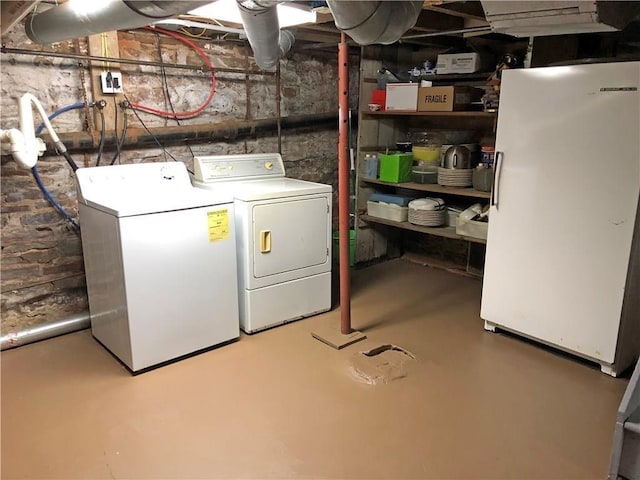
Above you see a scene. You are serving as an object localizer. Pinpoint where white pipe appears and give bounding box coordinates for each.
[1,93,65,169]
[0,312,91,350]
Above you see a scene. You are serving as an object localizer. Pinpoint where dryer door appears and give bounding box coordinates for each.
[252,196,329,279]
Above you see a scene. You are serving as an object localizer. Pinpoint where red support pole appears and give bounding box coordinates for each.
[338,33,351,335]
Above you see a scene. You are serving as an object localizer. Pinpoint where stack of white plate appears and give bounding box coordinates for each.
[438,167,473,187]
[408,198,447,227]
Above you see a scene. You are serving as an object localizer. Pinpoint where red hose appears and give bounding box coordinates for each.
[128,26,216,119]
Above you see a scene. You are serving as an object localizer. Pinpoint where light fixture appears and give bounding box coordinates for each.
[67,0,113,16]
[189,0,317,28]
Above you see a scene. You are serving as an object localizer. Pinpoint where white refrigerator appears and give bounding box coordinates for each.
[481,62,640,377]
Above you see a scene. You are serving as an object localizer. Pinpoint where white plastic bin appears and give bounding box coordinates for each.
[367,201,408,222]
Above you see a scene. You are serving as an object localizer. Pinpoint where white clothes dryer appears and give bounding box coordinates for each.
[76,161,239,372]
[192,153,332,333]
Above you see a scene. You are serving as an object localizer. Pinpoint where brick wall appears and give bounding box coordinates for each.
[1,25,358,333]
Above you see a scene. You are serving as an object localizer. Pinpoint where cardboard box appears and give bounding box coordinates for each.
[385,83,418,112]
[379,153,413,183]
[417,86,482,112]
[436,53,481,74]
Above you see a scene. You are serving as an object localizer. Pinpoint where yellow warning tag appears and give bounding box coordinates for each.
[207,209,229,242]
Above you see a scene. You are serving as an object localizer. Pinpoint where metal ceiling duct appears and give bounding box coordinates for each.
[25,0,211,44]
[326,0,423,45]
[481,1,640,37]
[236,0,294,70]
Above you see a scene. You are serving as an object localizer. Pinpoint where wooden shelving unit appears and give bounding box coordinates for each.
[360,214,487,245]
[361,110,496,118]
[355,52,494,274]
[361,178,491,199]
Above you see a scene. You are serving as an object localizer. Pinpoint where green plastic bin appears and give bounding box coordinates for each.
[379,153,413,183]
[332,229,356,266]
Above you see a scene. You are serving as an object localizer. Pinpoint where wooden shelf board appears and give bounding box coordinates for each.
[363,72,494,83]
[360,214,487,244]
[361,110,496,118]
[361,178,491,199]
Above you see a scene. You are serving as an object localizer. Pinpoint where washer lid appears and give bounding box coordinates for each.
[193,177,332,201]
[76,162,233,217]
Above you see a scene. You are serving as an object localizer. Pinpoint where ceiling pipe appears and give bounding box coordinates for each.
[326,0,423,45]
[40,111,340,153]
[236,0,294,70]
[25,0,211,44]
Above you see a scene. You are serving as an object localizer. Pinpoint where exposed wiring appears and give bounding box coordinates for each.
[180,27,208,39]
[101,32,110,71]
[32,165,80,230]
[108,97,128,165]
[123,94,179,164]
[155,32,196,159]
[110,102,128,165]
[126,26,216,119]
[95,107,106,166]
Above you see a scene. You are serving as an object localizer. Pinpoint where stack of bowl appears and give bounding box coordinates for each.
[438,145,473,187]
[408,198,446,226]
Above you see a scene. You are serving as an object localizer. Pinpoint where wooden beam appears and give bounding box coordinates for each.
[87,32,122,133]
[1,0,37,36]
[426,2,488,23]
[413,9,465,32]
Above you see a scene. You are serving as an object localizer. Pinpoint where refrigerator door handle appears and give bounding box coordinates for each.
[491,151,504,209]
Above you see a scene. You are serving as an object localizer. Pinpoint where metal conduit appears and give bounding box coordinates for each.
[41,111,340,153]
[1,46,277,76]
[1,312,90,351]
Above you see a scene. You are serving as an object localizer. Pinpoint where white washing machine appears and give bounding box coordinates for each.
[76,162,239,372]
[192,153,332,333]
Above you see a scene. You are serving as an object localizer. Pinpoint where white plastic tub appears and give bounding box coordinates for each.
[367,201,409,222]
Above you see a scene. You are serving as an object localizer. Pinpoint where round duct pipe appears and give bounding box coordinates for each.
[236,0,294,70]
[326,0,423,45]
[1,312,90,351]
[25,0,211,44]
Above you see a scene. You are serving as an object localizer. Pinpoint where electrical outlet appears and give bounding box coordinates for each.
[100,71,123,94]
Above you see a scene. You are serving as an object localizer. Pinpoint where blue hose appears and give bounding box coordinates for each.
[32,102,89,230]
[32,165,80,230]
[36,102,87,135]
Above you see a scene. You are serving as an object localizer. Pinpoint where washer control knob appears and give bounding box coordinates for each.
[265,162,273,170]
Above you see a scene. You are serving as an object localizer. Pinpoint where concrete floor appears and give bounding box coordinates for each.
[1,259,628,479]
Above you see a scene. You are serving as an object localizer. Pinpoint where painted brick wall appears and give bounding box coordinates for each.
[1,24,358,333]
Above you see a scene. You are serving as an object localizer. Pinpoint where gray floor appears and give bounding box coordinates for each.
[1,259,627,478]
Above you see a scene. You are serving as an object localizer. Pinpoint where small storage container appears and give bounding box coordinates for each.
[362,154,379,179]
[456,217,488,240]
[379,153,413,183]
[472,164,493,192]
[412,165,438,184]
[367,201,409,222]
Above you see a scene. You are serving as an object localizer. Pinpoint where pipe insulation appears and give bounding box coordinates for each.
[236,0,294,70]
[326,0,423,45]
[25,0,211,44]
[41,111,340,153]
[1,312,90,351]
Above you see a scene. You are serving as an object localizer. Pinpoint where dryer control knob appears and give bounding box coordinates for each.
[265,162,273,170]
